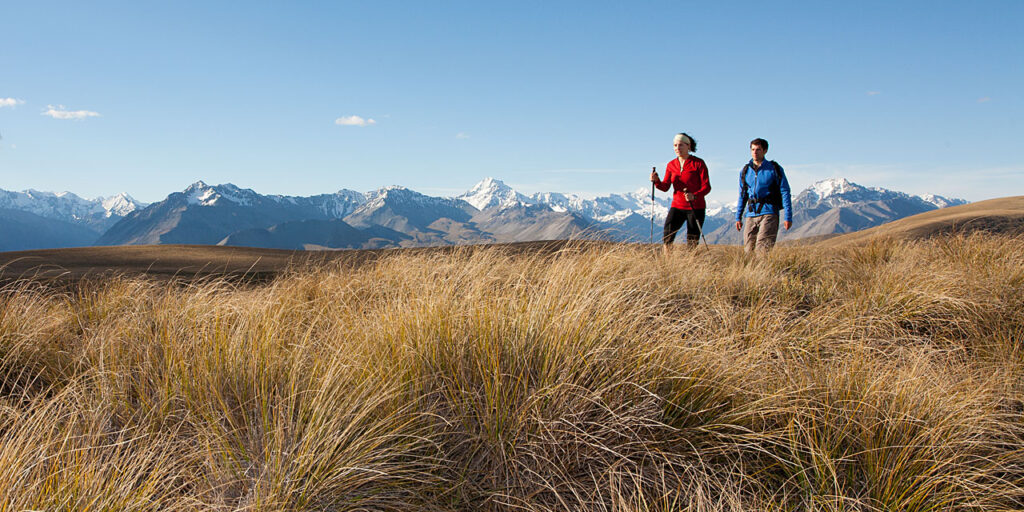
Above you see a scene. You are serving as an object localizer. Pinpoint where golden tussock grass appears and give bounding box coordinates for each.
[0,233,1022,511]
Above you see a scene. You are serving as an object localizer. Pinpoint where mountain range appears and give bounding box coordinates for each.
[0,178,967,251]
[0,189,146,251]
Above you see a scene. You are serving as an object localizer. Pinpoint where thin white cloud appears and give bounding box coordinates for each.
[456,132,470,139]
[867,91,881,96]
[977,97,992,103]
[0,98,25,108]
[42,105,101,120]
[335,115,376,127]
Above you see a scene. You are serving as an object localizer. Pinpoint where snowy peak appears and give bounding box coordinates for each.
[374,185,410,196]
[185,183,217,206]
[363,185,410,206]
[100,193,144,218]
[921,194,969,209]
[183,182,259,207]
[798,178,900,208]
[809,178,862,198]
[359,185,469,213]
[458,177,533,210]
[183,180,208,194]
[330,189,368,203]
[302,189,368,218]
[530,191,573,212]
[705,200,733,216]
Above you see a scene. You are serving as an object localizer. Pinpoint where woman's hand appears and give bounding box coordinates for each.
[684,191,695,202]
[650,171,659,183]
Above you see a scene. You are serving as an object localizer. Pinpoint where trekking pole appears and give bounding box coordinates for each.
[650,166,656,245]
[685,208,711,254]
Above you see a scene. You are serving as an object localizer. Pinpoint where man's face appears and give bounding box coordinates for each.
[751,144,766,161]
[674,140,691,157]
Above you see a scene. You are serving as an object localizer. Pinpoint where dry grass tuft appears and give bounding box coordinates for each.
[1,233,1022,510]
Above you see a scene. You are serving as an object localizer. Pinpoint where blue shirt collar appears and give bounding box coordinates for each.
[749,159,771,170]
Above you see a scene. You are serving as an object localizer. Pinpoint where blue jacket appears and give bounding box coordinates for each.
[735,160,793,223]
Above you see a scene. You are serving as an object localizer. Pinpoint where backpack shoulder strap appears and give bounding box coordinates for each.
[769,161,784,207]
[740,164,751,193]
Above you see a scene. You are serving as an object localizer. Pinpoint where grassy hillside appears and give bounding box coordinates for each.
[1,234,1022,510]
[816,196,1024,247]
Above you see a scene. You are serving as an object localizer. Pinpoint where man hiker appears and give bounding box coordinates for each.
[651,132,711,254]
[735,138,793,254]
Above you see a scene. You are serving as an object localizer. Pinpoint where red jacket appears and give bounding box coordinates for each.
[655,156,711,209]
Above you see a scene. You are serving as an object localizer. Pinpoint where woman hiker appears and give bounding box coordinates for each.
[650,132,711,254]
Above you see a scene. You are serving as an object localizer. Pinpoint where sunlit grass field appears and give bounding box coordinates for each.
[1,234,1022,511]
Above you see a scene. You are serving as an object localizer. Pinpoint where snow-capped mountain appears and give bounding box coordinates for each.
[457,177,534,211]
[97,181,367,245]
[804,177,859,203]
[180,181,367,217]
[345,186,477,237]
[183,181,258,206]
[102,193,142,218]
[356,186,472,219]
[796,177,961,211]
[921,193,968,209]
[303,190,368,218]
[538,189,662,223]
[0,188,146,233]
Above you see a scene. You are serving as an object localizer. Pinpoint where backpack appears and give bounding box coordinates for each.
[740,161,784,215]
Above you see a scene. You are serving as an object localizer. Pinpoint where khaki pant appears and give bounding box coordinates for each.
[743,213,780,253]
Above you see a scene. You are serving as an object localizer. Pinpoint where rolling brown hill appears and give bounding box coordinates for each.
[812,196,1024,247]
[0,241,582,285]
[0,245,314,284]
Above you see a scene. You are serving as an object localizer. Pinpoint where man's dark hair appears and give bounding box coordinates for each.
[750,138,769,151]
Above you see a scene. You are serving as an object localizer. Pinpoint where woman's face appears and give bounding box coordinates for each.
[674,139,691,158]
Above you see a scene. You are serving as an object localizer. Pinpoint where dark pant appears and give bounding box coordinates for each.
[663,207,705,245]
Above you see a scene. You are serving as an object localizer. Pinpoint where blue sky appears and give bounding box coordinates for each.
[1,1,1020,205]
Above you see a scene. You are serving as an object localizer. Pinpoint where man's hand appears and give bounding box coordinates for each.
[650,171,659,183]
[735,221,742,231]
[784,221,792,230]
